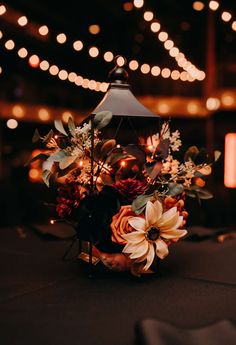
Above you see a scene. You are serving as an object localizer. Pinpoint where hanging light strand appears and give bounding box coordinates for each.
[0,3,202,82]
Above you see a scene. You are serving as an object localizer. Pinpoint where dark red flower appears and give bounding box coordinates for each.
[112,178,147,204]
[56,181,85,218]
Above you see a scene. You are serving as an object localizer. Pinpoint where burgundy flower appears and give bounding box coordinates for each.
[112,178,147,204]
[56,181,85,218]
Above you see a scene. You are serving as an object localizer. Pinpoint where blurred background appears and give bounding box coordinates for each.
[0,0,236,229]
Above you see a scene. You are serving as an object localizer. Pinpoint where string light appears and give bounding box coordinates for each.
[207,1,235,33]
[206,97,220,111]
[133,0,144,8]
[209,1,219,11]
[12,105,24,118]
[18,16,28,26]
[89,24,100,35]
[28,54,40,68]
[18,47,28,58]
[1,5,196,82]
[143,11,154,21]
[38,108,50,121]
[5,39,15,50]
[7,119,18,129]
[0,5,6,15]
[192,1,205,11]
[221,11,232,22]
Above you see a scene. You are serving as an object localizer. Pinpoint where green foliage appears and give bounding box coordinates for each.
[54,119,68,136]
[94,111,112,129]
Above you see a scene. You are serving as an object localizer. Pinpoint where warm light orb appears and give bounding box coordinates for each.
[49,65,59,75]
[40,60,49,71]
[7,119,18,129]
[38,108,50,121]
[209,1,219,11]
[197,71,206,81]
[232,21,236,31]
[75,76,83,86]
[164,39,174,50]
[28,54,40,68]
[180,71,188,81]
[50,219,55,225]
[116,56,125,66]
[171,70,180,80]
[58,69,68,80]
[0,66,2,74]
[133,0,144,8]
[192,1,205,11]
[89,46,99,57]
[129,60,139,70]
[187,102,199,115]
[150,22,161,33]
[56,33,67,44]
[0,30,3,39]
[0,5,6,15]
[89,24,100,35]
[161,68,171,78]
[104,51,114,62]
[169,47,179,57]
[221,94,234,106]
[157,103,169,114]
[151,66,161,76]
[224,133,236,188]
[221,11,232,22]
[143,11,154,21]
[62,111,73,122]
[206,97,220,111]
[140,64,150,74]
[99,82,108,92]
[73,40,83,51]
[123,2,133,11]
[68,72,77,82]
[18,47,28,58]
[88,79,97,90]
[5,40,15,50]
[82,78,89,88]
[29,168,40,180]
[18,16,28,26]
[158,31,168,42]
[120,160,127,167]
[12,105,24,118]
[38,25,49,36]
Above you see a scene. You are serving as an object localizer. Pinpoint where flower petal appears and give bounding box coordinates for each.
[161,229,187,239]
[158,206,177,226]
[153,199,163,221]
[159,212,180,231]
[122,231,145,244]
[155,239,169,259]
[145,201,157,227]
[143,244,155,271]
[128,217,146,232]
[129,240,149,260]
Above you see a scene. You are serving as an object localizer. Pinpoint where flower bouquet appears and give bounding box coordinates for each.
[29,111,220,276]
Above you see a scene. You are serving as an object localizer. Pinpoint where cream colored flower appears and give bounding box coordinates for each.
[122,200,187,271]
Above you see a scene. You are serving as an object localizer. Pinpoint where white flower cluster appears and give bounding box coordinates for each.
[160,122,182,152]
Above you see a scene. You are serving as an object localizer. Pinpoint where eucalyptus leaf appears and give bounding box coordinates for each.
[167,182,184,196]
[56,163,79,178]
[54,119,68,136]
[24,153,48,166]
[47,150,67,162]
[43,129,54,143]
[42,169,51,187]
[214,150,221,162]
[185,189,197,198]
[124,144,146,164]
[184,146,199,162]
[144,161,162,180]
[132,194,153,214]
[32,129,41,143]
[68,116,76,136]
[101,139,116,158]
[190,185,213,199]
[156,138,169,159]
[59,155,77,170]
[94,111,112,129]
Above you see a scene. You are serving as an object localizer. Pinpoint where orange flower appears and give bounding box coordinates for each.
[110,205,136,245]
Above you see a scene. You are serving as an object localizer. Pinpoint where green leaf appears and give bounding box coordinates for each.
[190,185,213,199]
[54,119,68,136]
[101,139,116,158]
[144,161,162,180]
[24,153,48,166]
[68,116,76,136]
[56,164,79,178]
[47,151,67,162]
[167,183,184,196]
[185,189,197,198]
[32,129,41,143]
[42,129,54,143]
[214,150,221,162]
[42,169,51,187]
[132,194,153,214]
[94,111,112,129]
[184,146,199,162]
[59,155,77,170]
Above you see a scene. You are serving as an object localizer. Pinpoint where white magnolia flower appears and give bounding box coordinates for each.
[122,200,187,271]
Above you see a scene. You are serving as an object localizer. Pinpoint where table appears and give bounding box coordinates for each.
[0,225,236,345]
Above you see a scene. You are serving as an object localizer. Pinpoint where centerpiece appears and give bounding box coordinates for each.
[28,62,220,277]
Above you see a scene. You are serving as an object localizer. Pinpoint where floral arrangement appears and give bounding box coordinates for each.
[30,111,220,276]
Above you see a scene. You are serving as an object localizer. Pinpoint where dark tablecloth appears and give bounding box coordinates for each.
[0,225,236,345]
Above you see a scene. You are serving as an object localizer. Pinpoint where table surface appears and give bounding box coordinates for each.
[0,224,236,345]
